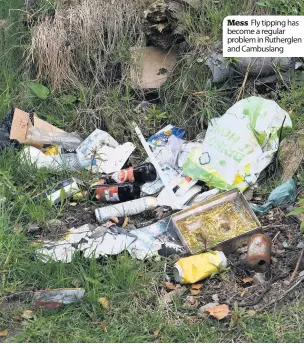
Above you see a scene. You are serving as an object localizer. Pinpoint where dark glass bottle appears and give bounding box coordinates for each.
[88,182,141,202]
[111,163,157,184]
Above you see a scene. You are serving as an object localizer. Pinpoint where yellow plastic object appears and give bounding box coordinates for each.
[173,251,227,284]
[44,145,59,155]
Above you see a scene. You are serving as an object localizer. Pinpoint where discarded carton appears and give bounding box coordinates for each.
[10,108,65,145]
[171,189,261,254]
[130,46,177,89]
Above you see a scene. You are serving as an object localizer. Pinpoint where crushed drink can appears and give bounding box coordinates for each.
[173,251,227,284]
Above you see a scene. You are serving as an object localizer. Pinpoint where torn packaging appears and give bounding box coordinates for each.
[37,219,183,262]
[76,129,135,173]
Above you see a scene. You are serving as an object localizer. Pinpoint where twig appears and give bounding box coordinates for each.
[259,275,304,311]
[234,62,251,103]
[272,231,281,242]
[262,224,285,230]
[290,248,304,282]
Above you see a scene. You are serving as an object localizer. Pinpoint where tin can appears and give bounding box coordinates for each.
[95,196,158,222]
[246,233,272,272]
[173,251,227,284]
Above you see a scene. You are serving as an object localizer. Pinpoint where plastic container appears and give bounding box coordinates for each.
[173,251,227,284]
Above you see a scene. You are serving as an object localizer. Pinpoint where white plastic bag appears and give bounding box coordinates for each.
[183,97,292,191]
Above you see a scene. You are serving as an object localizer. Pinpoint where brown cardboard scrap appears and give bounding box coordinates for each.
[10,108,65,144]
[130,46,177,89]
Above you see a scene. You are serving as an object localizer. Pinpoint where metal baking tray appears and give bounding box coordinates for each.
[171,189,261,255]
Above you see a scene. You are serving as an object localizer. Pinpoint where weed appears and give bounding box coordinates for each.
[256,0,303,15]
[287,200,304,232]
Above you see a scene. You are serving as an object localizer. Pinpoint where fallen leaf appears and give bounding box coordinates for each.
[98,297,109,309]
[247,309,257,316]
[69,202,77,206]
[190,289,201,295]
[163,282,177,290]
[240,288,249,297]
[22,310,34,320]
[242,277,253,284]
[153,328,160,337]
[99,322,108,332]
[191,283,203,290]
[0,330,8,337]
[205,304,230,320]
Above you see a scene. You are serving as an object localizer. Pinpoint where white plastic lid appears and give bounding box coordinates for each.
[218,251,227,268]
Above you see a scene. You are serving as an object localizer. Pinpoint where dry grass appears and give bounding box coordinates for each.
[28,0,148,90]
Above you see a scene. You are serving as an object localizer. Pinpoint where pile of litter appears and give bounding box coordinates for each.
[1,97,304,316]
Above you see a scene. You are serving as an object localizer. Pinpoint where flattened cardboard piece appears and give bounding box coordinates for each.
[10,108,65,144]
[130,46,177,89]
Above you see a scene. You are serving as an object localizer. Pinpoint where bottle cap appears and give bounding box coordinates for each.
[173,264,183,283]
[218,251,227,268]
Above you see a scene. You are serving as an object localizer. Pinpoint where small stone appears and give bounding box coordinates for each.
[282,241,290,248]
[297,242,304,249]
[252,273,266,285]
[211,294,219,302]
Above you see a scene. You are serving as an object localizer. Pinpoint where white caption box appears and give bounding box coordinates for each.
[223,16,304,57]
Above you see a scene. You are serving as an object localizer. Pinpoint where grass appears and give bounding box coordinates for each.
[1,0,304,342]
